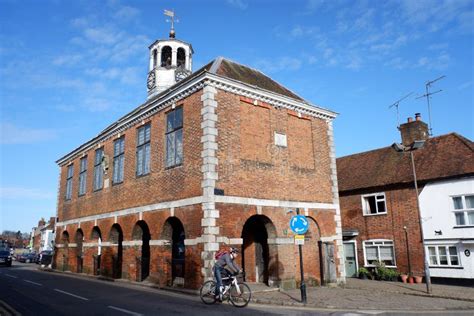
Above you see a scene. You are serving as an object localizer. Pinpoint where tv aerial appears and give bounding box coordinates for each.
[416,75,446,136]
[389,92,414,130]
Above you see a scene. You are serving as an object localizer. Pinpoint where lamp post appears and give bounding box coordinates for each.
[392,140,432,294]
[403,226,412,277]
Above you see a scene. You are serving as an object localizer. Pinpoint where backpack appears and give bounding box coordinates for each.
[215,250,227,260]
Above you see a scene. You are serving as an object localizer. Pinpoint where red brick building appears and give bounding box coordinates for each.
[54,30,343,289]
[337,114,474,279]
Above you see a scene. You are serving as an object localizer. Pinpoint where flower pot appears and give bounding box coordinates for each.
[408,276,414,284]
[401,274,408,283]
[415,276,423,283]
[359,274,368,280]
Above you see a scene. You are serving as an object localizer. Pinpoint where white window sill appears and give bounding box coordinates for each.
[363,212,388,217]
[429,266,463,269]
[364,265,397,268]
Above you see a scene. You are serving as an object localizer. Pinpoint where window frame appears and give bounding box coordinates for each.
[93,148,104,191]
[427,245,461,267]
[78,156,88,196]
[136,123,151,177]
[113,136,125,184]
[361,192,387,216]
[65,164,74,200]
[165,106,183,168]
[362,239,396,268]
[451,194,474,227]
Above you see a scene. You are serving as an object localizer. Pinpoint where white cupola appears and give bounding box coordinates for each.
[146,10,193,99]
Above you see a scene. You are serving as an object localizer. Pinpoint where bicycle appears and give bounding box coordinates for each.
[200,271,252,308]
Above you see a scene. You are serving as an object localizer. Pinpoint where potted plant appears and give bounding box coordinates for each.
[386,269,400,281]
[414,275,423,283]
[374,261,389,281]
[358,267,370,280]
[400,273,408,283]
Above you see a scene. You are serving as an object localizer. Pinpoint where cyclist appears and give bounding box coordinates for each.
[214,247,241,301]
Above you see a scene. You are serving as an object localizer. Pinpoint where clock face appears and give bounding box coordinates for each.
[147,71,156,90]
[175,69,190,82]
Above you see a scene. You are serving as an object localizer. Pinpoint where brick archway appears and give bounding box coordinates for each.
[305,216,324,285]
[241,215,277,285]
[90,226,102,275]
[74,229,84,273]
[60,231,70,271]
[108,224,123,279]
[132,220,151,281]
[161,217,185,286]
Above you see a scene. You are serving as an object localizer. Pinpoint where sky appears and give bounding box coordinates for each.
[1,0,473,233]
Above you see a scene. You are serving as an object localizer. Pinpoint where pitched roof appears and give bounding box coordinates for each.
[336,133,474,192]
[209,57,305,101]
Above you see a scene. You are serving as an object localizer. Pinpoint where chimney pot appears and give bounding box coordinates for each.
[408,117,413,123]
[415,113,421,121]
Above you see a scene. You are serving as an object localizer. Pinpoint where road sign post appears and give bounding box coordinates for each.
[289,208,308,304]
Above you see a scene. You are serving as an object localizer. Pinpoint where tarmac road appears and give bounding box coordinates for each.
[1,262,473,316]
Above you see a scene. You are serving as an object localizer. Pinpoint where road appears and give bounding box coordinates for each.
[0,262,321,316]
[1,263,473,316]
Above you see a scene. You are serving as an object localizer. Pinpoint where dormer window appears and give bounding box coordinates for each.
[177,47,186,68]
[161,46,172,67]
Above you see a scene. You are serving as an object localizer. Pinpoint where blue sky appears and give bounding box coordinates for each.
[1,0,473,233]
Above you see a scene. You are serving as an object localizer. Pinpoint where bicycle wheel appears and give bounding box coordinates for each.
[200,280,217,305]
[229,282,251,308]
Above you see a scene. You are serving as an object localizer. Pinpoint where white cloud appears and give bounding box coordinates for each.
[226,0,248,10]
[52,54,84,66]
[114,5,140,20]
[255,57,302,73]
[0,187,55,200]
[0,123,57,144]
[400,0,473,34]
[84,27,123,45]
[415,52,451,70]
[85,66,141,85]
[458,80,473,91]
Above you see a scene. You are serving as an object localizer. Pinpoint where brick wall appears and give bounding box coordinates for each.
[340,186,425,276]
[215,91,333,203]
[57,91,203,222]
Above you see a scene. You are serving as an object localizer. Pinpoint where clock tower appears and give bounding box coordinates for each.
[147,10,193,99]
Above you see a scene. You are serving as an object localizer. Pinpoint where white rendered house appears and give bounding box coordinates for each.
[420,177,474,280]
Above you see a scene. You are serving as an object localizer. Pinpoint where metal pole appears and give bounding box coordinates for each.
[410,151,432,294]
[404,226,412,276]
[296,208,307,303]
[425,84,433,136]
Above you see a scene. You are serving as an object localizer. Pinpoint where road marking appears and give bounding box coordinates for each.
[54,289,89,301]
[108,306,143,316]
[24,279,42,286]
[5,274,18,278]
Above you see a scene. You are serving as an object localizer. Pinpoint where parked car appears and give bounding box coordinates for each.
[36,250,53,265]
[18,252,36,263]
[0,249,12,267]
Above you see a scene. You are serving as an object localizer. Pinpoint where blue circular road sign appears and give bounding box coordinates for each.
[289,215,309,234]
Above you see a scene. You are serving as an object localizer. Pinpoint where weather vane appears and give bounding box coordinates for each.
[164,9,179,38]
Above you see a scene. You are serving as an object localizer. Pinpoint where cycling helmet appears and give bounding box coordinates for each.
[230,247,239,254]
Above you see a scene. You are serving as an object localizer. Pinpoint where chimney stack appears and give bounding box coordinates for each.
[399,113,429,146]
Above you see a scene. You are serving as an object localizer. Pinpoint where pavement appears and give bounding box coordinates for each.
[248,278,474,311]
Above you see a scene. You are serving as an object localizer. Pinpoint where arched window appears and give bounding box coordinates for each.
[161,46,172,67]
[177,48,186,68]
[152,49,157,68]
